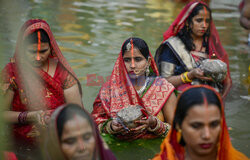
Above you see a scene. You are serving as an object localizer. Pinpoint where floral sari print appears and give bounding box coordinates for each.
[1,19,82,146]
[92,39,175,140]
[153,85,249,160]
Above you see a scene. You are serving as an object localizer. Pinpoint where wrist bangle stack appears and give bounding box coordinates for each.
[105,121,117,135]
[148,117,171,136]
[18,111,28,124]
[180,72,192,83]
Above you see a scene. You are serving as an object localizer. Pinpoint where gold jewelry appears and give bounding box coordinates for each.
[176,129,182,143]
[180,74,186,83]
[184,72,192,82]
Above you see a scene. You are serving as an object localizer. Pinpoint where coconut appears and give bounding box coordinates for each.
[199,59,227,82]
[116,105,144,129]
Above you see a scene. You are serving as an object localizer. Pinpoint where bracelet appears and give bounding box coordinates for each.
[183,72,192,82]
[18,111,28,124]
[105,121,117,135]
[180,72,192,83]
[180,74,186,83]
[101,118,112,133]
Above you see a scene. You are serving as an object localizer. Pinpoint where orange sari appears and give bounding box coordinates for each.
[153,85,249,160]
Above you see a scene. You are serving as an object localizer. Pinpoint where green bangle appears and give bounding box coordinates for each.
[101,118,113,133]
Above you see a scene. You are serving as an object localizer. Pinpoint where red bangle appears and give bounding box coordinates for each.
[18,111,28,124]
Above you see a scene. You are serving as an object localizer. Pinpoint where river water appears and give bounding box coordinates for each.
[0,0,249,159]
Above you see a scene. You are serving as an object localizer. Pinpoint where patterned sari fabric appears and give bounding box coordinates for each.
[155,1,232,96]
[1,19,81,146]
[92,43,175,140]
[45,105,116,160]
[153,85,249,160]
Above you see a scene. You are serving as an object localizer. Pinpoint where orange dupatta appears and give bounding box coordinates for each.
[153,85,248,160]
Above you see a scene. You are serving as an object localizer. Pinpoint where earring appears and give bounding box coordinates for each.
[176,129,182,144]
[146,65,150,77]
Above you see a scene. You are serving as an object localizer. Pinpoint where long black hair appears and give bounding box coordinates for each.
[122,37,150,59]
[24,29,50,44]
[177,3,211,53]
[173,86,221,145]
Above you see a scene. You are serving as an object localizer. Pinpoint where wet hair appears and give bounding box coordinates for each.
[122,37,150,59]
[177,3,211,52]
[57,104,94,140]
[173,87,221,145]
[24,29,50,45]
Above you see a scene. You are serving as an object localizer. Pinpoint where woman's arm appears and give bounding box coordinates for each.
[64,84,83,107]
[3,89,44,124]
[166,68,212,88]
[221,75,232,100]
[162,92,177,124]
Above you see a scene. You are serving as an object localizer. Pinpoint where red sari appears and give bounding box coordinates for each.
[1,19,81,146]
[153,85,249,160]
[92,41,175,140]
[156,1,232,97]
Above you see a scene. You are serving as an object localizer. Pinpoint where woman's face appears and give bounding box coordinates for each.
[60,115,96,160]
[190,8,211,38]
[25,42,51,68]
[123,48,150,79]
[180,104,221,156]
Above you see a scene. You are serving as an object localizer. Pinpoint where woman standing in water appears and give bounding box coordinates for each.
[153,85,248,160]
[155,1,232,99]
[1,19,82,159]
[44,104,116,160]
[92,37,176,140]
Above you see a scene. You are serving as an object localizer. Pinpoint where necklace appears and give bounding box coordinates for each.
[136,77,150,95]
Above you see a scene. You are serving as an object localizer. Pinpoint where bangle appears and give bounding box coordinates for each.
[105,121,117,135]
[18,111,28,124]
[184,72,192,82]
[101,118,112,133]
[148,117,161,132]
[180,74,186,83]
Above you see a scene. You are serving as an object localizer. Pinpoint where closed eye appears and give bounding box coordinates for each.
[62,137,76,145]
[210,120,220,128]
[190,122,203,129]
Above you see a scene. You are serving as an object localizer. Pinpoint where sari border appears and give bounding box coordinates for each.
[165,37,195,71]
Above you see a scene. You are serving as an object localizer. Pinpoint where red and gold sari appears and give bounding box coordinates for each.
[153,85,249,160]
[1,19,81,146]
[92,41,175,140]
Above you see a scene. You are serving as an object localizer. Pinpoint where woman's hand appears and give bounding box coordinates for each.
[132,116,157,133]
[110,119,127,134]
[188,68,213,81]
[27,110,52,126]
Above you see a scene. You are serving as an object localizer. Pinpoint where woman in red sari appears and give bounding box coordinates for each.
[153,85,249,160]
[92,37,176,140]
[1,19,82,159]
[155,1,232,99]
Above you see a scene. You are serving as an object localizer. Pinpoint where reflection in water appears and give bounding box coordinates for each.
[0,0,249,159]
